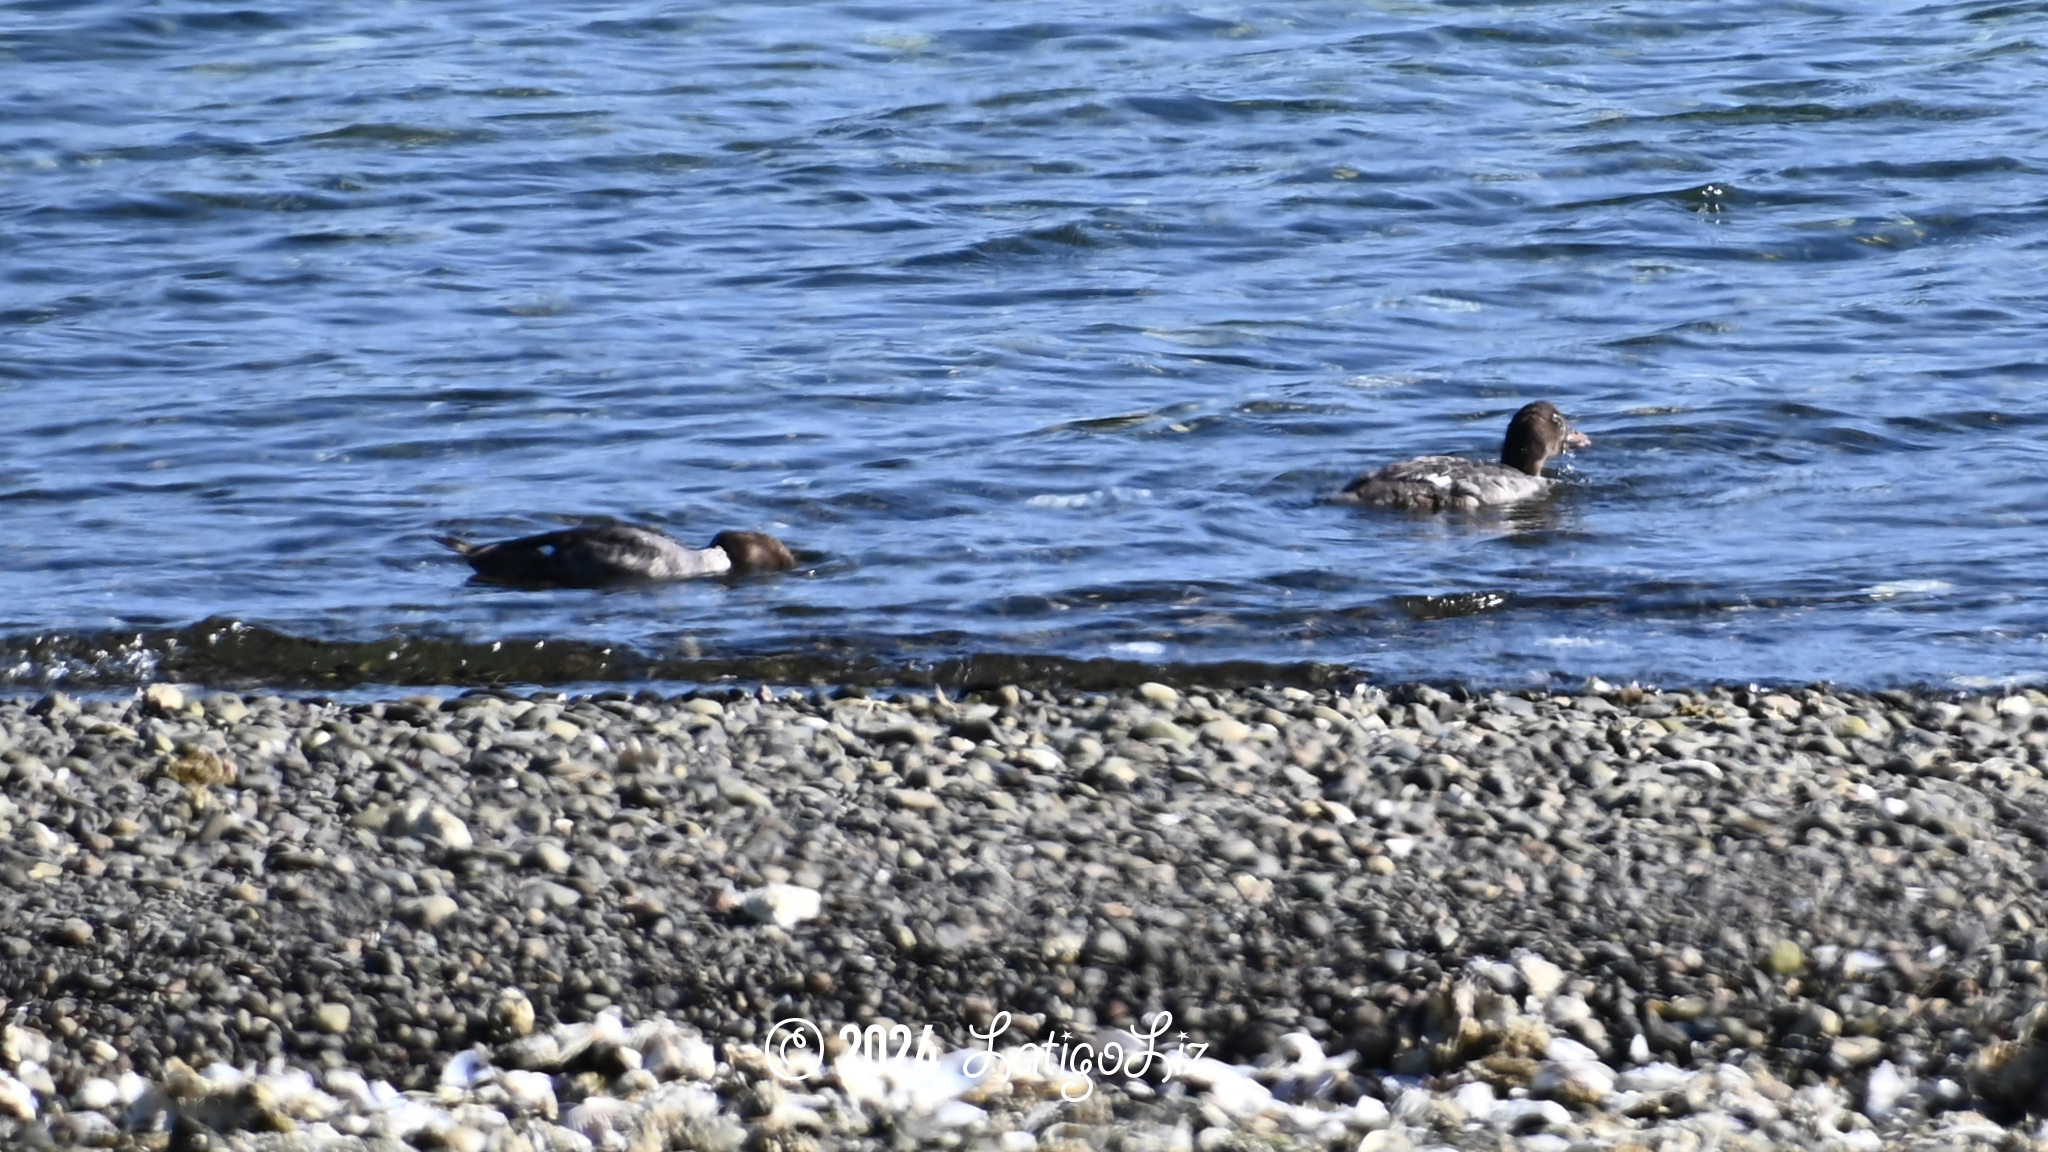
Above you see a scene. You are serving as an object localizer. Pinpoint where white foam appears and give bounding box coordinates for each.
[1863,580,1952,600]
[1025,487,1150,509]
[1110,641,1166,655]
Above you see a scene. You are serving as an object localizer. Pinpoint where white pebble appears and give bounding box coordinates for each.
[1,1025,51,1067]
[117,1071,152,1106]
[1619,1062,1689,1092]
[439,1048,491,1090]
[1546,995,1593,1027]
[1627,1033,1650,1064]
[933,1099,987,1127]
[1491,1098,1571,1133]
[638,1027,716,1082]
[1516,953,1565,1000]
[1532,1058,1614,1103]
[73,1077,118,1111]
[742,883,822,928]
[1137,682,1179,706]
[0,1071,35,1120]
[564,1095,634,1150]
[500,1070,557,1119]
[1177,1057,1272,1117]
[1451,1081,1496,1121]
[1864,1061,1906,1118]
[1469,959,1519,992]
[1349,1094,1391,1130]
[393,798,474,850]
[1544,1036,1598,1063]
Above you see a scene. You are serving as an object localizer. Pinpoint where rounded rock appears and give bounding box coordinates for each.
[73,1077,119,1112]
[50,918,93,947]
[496,989,537,1038]
[1132,718,1194,745]
[1137,682,1180,707]
[742,883,821,928]
[1764,940,1805,975]
[1199,718,1252,743]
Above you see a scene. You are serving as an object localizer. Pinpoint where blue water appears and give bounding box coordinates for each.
[5,0,2048,690]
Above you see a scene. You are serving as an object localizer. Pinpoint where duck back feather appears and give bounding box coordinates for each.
[1339,456,1550,512]
[437,524,734,588]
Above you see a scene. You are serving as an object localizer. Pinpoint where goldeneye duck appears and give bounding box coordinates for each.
[1336,401,1591,512]
[436,524,797,588]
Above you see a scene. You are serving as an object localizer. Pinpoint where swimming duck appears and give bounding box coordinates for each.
[436,524,797,588]
[1335,401,1591,511]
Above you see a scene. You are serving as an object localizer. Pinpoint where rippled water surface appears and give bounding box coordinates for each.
[6,0,2048,689]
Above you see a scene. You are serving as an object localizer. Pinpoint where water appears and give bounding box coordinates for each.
[5,0,2047,692]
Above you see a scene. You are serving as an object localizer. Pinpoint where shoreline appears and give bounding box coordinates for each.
[2,679,2046,1149]
[13,619,2046,704]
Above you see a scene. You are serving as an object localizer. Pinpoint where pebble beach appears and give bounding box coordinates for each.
[3,678,2048,1151]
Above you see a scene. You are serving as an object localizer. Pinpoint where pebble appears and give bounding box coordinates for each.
[1132,718,1194,744]
[497,989,536,1038]
[142,683,185,715]
[1830,1036,1884,1070]
[501,1068,558,1118]
[1492,1098,1572,1134]
[0,1072,33,1121]
[1199,718,1252,743]
[741,883,821,928]
[1763,939,1805,975]
[525,842,573,874]
[392,798,475,850]
[72,1077,118,1111]
[406,893,461,928]
[1137,682,1180,706]
[1533,1058,1615,1106]
[1515,953,1564,1000]
[50,918,93,947]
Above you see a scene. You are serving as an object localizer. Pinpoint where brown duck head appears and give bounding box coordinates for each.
[1500,401,1591,477]
[711,530,798,573]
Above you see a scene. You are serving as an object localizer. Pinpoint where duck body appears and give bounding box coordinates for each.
[1336,401,1590,512]
[436,524,795,588]
[1339,456,1553,512]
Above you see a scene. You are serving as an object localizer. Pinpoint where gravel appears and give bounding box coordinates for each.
[1,679,2047,1149]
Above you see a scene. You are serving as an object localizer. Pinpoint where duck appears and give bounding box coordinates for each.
[1335,401,1591,512]
[435,524,797,588]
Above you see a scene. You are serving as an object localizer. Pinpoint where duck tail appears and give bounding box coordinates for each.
[432,534,476,556]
